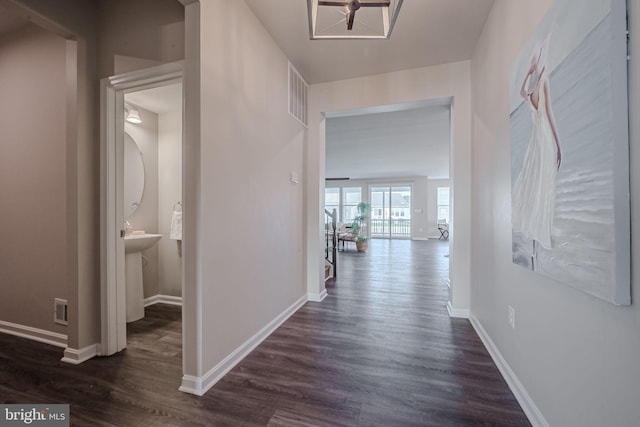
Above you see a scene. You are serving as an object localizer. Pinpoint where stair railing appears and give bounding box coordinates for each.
[324,208,337,278]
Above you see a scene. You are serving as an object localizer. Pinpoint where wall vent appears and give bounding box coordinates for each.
[288,62,309,127]
[54,298,68,325]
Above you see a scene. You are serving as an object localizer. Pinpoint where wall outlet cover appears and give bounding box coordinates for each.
[54,298,68,326]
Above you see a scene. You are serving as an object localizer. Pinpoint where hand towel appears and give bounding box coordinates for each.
[170,210,182,240]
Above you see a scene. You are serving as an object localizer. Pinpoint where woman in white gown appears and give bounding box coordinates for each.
[512,34,562,269]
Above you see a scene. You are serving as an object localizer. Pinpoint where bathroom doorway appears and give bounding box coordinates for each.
[123,83,183,327]
[125,82,183,311]
[101,62,184,355]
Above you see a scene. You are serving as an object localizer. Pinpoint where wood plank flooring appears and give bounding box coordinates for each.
[0,239,530,426]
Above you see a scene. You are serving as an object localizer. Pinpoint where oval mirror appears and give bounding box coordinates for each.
[124,132,145,218]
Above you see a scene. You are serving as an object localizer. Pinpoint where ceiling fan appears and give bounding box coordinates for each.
[318,0,391,31]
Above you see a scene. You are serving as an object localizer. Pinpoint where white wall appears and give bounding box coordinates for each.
[0,24,68,335]
[158,110,182,297]
[196,0,305,380]
[307,61,472,312]
[410,177,429,240]
[470,1,640,425]
[125,105,160,298]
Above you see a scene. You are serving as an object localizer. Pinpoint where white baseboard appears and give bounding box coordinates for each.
[144,294,183,307]
[61,344,98,365]
[307,289,328,302]
[411,237,430,241]
[178,375,202,395]
[179,295,308,396]
[0,320,67,348]
[469,314,549,427]
[447,301,470,318]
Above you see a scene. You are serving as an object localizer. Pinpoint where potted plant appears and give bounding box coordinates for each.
[351,202,371,252]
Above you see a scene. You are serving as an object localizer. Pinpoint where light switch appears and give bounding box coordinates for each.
[290,171,300,185]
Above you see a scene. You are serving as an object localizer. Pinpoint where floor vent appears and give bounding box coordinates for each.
[54,298,68,325]
[288,62,309,127]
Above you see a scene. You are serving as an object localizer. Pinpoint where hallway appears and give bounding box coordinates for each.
[0,239,528,426]
[320,239,529,425]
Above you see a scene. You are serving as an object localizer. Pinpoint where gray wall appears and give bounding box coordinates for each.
[158,110,182,297]
[13,0,101,351]
[470,0,640,425]
[98,0,184,78]
[1,0,185,350]
[0,25,68,334]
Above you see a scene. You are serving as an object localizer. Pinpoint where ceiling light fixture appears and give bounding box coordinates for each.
[125,104,142,124]
[307,0,403,40]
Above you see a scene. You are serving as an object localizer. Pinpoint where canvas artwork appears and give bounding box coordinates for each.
[509,0,630,305]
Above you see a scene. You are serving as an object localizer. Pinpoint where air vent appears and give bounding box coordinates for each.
[288,63,309,127]
[54,298,68,325]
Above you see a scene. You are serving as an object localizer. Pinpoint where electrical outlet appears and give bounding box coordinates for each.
[508,305,515,329]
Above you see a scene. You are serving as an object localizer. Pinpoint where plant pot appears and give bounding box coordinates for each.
[356,240,368,252]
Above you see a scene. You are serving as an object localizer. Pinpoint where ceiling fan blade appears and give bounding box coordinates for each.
[346,8,356,30]
[318,1,348,6]
[358,0,391,6]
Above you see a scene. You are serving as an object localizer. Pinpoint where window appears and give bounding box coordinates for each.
[437,187,450,223]
[342,187,361,223]
[324,188,339,216]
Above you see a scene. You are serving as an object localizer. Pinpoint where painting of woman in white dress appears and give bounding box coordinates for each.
[511,33,561,270]
[509,0,630,305]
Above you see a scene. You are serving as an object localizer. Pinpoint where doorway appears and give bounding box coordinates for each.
[315,98,456,303]
[125,82,184,317]
[101,61,184,355]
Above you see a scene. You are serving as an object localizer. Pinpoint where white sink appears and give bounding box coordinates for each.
[124,233,162,254]
[124,233,162,323]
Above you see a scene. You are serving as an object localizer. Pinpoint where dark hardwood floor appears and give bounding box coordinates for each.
[0,239,530,426]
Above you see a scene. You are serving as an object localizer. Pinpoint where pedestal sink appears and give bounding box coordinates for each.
[124,234,162,322]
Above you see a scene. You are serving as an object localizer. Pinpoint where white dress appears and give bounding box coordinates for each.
[512,80,558,249]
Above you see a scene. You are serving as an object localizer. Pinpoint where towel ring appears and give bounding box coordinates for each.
[174,201,182,211]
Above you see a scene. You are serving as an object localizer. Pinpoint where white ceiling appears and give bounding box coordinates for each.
[325,104,450,180]
[245,0,495,84]
[243,1,474,180]
[126,83,183,115]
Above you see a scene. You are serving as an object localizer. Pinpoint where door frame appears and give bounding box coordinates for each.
[100,61,184,355]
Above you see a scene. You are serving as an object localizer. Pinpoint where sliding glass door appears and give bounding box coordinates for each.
[370,185,411,239]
